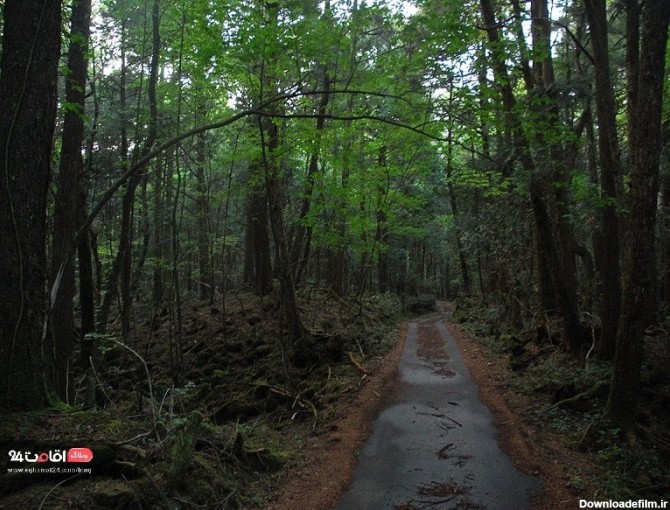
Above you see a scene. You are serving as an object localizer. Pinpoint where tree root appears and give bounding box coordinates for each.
[552,380,609,409]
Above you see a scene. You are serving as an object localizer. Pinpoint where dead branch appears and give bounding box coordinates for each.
[347,351,370,375]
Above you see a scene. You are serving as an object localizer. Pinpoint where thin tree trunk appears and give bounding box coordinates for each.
[260,112,309,345]
[257,2,309,349]
[446,77,471,292]
[49,0,92,401]
[195,127,212,301]
[98,20,131,334]
[152,156,165,304]
[79,27,98,376]
[290,69,331,282]
[244,173,273,296]
[99,1,161,335]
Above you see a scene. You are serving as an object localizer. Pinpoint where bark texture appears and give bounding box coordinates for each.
[606,0,670,433]
[0,0,62,410]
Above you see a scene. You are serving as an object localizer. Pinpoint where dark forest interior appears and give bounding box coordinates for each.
[0,0,669,507]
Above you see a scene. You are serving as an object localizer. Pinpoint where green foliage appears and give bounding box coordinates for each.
[571,171,619,210]
[447,167,512,196]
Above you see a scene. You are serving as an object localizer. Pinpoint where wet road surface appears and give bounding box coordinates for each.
[333,306,540,510]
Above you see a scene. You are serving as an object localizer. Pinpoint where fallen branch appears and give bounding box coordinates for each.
[111,429,153,447]
[253,382,318,420]
[292,392,318,420]
[347,351,369,375]
[552,380,609,409]
[38,475,80,510]
[118,444,148,459]
[109,339,164,443]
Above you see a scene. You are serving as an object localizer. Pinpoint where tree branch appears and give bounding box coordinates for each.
[49,86,481,304]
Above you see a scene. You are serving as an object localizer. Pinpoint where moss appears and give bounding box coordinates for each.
[92,480,136,509]
[167,411,203,490]
[46,394,75,412]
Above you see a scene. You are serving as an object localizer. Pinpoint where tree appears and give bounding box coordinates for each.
[583,0,623,359]
[50,0,93,401]
[478,0,584,354]
[0,0,62,410]
[97,0,161,337]
[606,0,670,434]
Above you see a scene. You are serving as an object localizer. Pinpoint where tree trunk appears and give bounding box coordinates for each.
[98,20,131,334]
[606,0,670,434]
[99,2,160,335]
[531,0,583,354]
[480,0,582,351]
[583,0,623,359]
[290,68,331,283]
[256,0,309,347]
[260,112,310,346]
[446,78,471,292]
[49,0,92,401]
[0,0,61,410]
[195,128,212,301]
[662,119,670,303]
[244,174,273,296]
[78,220,96,372]
[152,156,165,304]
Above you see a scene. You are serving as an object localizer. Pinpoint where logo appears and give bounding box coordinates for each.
[7,447,93,464]
[66,448,93,463]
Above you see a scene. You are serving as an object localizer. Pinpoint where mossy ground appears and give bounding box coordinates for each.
[0,286,403,509]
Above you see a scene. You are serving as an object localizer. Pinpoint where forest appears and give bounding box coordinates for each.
[0,0,669,507]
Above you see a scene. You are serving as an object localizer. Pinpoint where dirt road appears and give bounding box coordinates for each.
[332,304,540,509]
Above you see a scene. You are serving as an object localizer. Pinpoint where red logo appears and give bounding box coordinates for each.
[67,448,93,463]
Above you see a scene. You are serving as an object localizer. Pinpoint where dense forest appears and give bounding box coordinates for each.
[0,0,669,507]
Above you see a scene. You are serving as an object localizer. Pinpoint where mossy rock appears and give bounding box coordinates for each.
[246,448,294,472]
[167,411,203,490]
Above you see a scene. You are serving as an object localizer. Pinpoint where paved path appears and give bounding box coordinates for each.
[333,305,540,509]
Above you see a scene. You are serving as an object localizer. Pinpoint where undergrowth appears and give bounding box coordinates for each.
[0,285,403,509]
[451,297,670,503]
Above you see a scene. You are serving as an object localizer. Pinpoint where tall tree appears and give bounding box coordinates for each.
[479,0,584,353]
[256,0,310,350]
[583,0,623,359]
[98,0,161,336]
[50,0,93,401]
[0,0,62,410]
[606,0,670,434]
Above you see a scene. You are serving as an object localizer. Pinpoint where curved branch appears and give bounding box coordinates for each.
[49,86,479,304]
[252,109,447,141]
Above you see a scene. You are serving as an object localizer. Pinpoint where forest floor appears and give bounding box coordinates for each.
[1,292,668,508]
[0,287,408,509]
